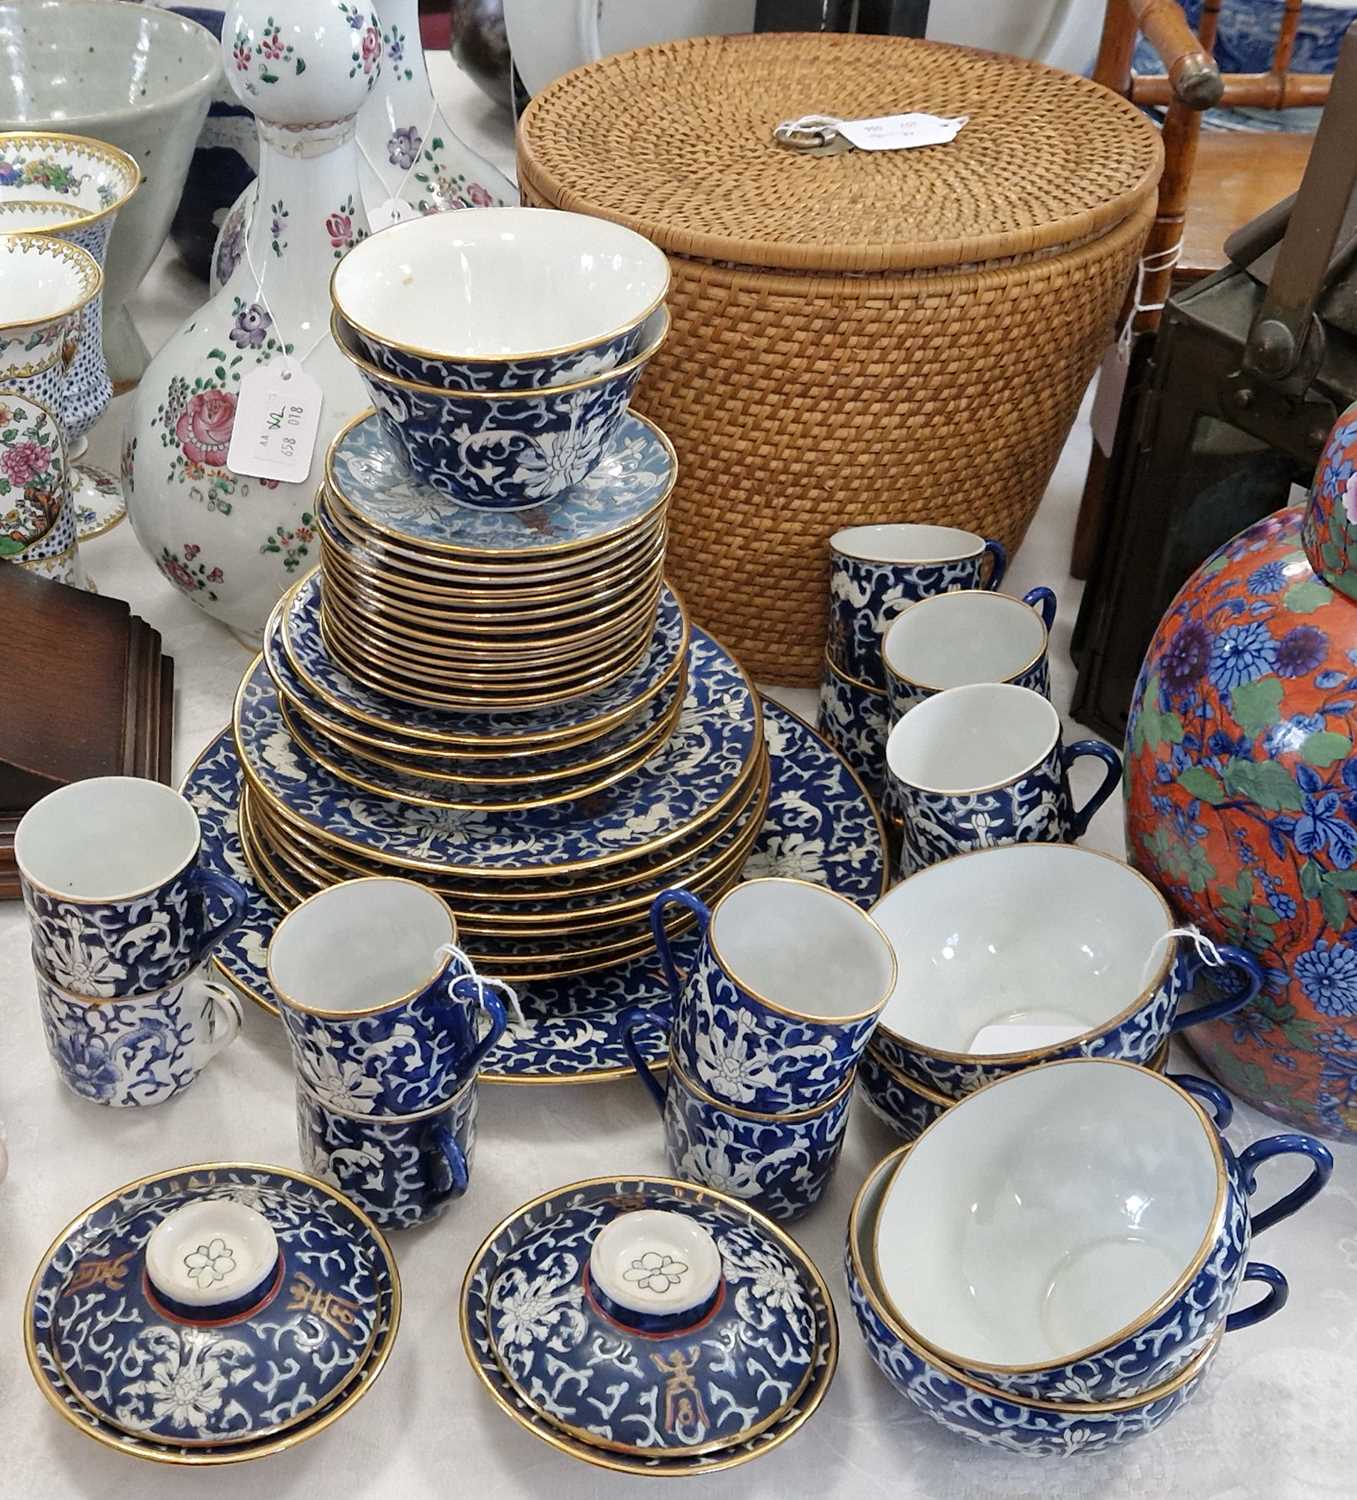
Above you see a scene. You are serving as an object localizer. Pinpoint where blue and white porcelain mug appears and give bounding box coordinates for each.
[816,652,890,803]
[16,777,249,997]
[268,876,510,1116]
[648,877,896,1114]
[885,682,1121,869]
[33,952,242,1107]
[620,1030,853,1222]
[295,1071,477,1231]
[828,524,1008,689]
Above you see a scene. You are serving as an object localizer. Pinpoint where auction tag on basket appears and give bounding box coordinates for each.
[368,196,417,232]
[226,358,324,485]
[834,112,969,152]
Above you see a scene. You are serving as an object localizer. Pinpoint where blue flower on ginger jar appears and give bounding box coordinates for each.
[1125,400,1357,1139]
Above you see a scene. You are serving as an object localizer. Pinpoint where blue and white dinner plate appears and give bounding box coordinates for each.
[184,701,887,1084]
[462,1177,837,1475]
[238,628,761,878]
[24,1165,400,1466]
[326,408,676,558]
[281,570,690,750]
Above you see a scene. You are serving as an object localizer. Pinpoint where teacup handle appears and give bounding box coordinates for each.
[1170,1072,1234,1131]
[1062,740,1123,837]
[426,1122,470,1201]
[1022,585,1057,631]
[649,888,711,1012]
[188,868,250,965]
[1224,1261,1289,1332]
[444,974,510,1079]
[190,975,244,1071]
[1237,1132,1334,1236]
[1170,944,1265,1032]
[981,539,1008,591]
[619,1006,668,1115]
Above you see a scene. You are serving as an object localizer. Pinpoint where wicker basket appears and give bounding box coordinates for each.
[519,33,1161,683]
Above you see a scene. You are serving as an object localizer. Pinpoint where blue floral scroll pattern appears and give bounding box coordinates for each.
[816,659,889,803]
[856,1052,946,1143]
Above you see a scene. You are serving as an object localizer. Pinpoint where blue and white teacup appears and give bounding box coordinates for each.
[268,876,510,1117]
[828,524,1007,689]
[885,682,1121,869]
[816,652,890,802]
[649,877,896,1114]
[867,843,1263,1100]
[34,952,242,1107]
[16,776,249,997]
[620,1031,853,1222]
[295,1071,478,1231]
[871,1060,1331,1406]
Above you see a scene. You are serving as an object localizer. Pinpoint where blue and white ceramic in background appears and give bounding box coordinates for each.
[33,1165,392,1451]
[622,1034,854,1222]
[326,406,675,554]
[648,877,894,1113]
[34,957,242,1108]
[868,844,1265,1101]
[847,1149,1220,1457]
[816,653,889,804]
[885,682,1121,870]
[296,1072,477,1230]
[1138,0,1357,79]
[16,777,249,998]
[857,1047,949,1142]
[828,523,1007,689]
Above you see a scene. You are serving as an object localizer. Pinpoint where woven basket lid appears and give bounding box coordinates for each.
[518,32,1162,275]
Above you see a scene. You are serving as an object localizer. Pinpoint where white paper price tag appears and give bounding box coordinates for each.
[226,359,324,486]
[835,112,969,152]
[368,196,416,232]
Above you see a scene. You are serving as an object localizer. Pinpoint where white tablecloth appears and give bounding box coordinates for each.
[1,53,1353,1500]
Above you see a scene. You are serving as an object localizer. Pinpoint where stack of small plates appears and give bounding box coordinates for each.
[315,410,674,711]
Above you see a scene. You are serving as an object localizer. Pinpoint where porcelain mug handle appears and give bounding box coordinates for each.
[620,1006,668,1115]
[649,888,711,1013]
[190,976,244,1072]
[426,1122,470,1200]
[1169,1072,1234,1131]
[445,974,509,1079]
[1022,585,1057,632]
[1224,1261,1289,1332]
[188,868,250,965]
[1169,944,1265,1032]
[1237,1132,1334,1236]
[981,539,1008,590]
[1062,741,1123,838]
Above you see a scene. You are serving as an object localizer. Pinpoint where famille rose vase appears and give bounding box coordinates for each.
[1126,400,1357,1140]
[209,0,513,295]
[124,0,377,643]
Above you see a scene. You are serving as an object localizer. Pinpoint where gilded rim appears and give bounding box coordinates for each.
[870,844,1177,1065]
[332,305,670,399]
[823,650,887,698]
[883,589,1049,697]
[0,232,103,328]
[0,132,142,231]
[885,683,1061,797]
[74,465,129,539]
[296,1068,474,1126]
[868,1060,1231,1380]
[459,1172,837,1474]
[22,1161,401,1467]
[668,1050,855,1124]
[829,524,986,567]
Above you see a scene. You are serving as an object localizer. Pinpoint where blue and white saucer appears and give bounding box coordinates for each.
[462,1177,837,1475]
[326,408,675,557]
[184,701,887,1085]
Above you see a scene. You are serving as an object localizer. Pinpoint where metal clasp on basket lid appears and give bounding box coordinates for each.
[772,114,853,156]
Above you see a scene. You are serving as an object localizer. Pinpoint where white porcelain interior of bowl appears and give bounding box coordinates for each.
[0,239,91,325]
[871,844,1172,1051]
[332,207,670,358]
[876,1063,1222,1366]
[709,878,894,1020]
[590,1210,722,1316]
[831,523,983,565]
[145,1199,279,1310]
[269,878,455,1013]
[883,591,1046,689]
[886,682,1057,793]
[15,777,200,899]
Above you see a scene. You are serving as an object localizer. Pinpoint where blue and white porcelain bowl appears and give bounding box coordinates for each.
[296,1072,478,1231]
[334,306,669,509]
[869,843,1264,1099]
[329,206,670,391]
[267,876,509,1116]
[816,652,889,803]
[16,775,248,997]
[621,1036,854,1223]
[828,523,1007,689]
[872,1061,1331,1406]
[648,876,896,1114]
[847,1145,1226,1456]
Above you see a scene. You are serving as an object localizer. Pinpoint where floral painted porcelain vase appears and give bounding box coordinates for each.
[210,0,513,294]
[125,0,378,643]
[1126,401,1357,1139]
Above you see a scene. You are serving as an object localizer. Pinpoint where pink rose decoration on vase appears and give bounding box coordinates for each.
[1343,472,1357,528]
[326,213,354,251]
[2,440,51,487]
[175,389,237,468]
[162,556,196,591]
[361,26,381,72]
[468,183,493,208]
